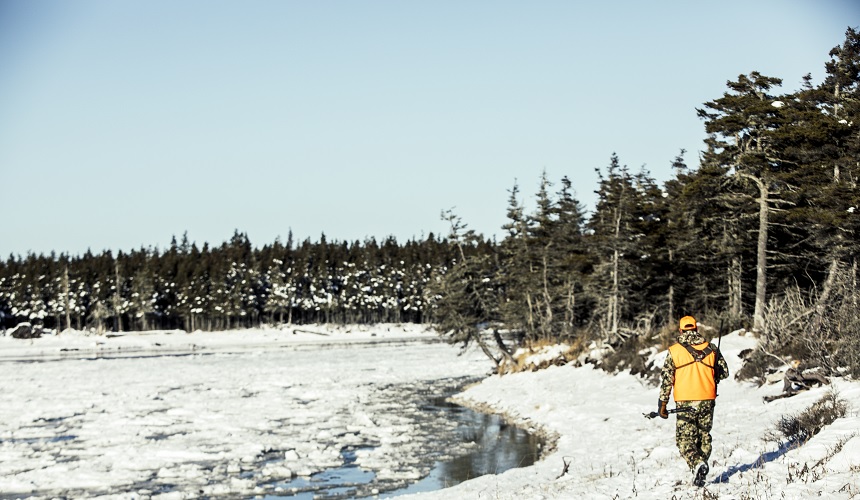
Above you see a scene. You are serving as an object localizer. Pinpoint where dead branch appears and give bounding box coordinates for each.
[293,329,330,336]
[556,457,572,479]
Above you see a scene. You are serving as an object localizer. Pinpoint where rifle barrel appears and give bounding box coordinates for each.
[643,407,691,419]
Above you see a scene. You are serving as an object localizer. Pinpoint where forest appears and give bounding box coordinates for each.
[0,230,478,331]
[2,28,858,377]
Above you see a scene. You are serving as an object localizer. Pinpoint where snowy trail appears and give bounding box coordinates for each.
[406,331,860,499]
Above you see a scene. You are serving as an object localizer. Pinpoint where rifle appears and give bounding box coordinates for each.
[715,318,725,395]
[717,318,724,350]
[643,407,691,419]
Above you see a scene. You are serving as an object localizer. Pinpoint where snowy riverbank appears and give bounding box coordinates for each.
[405,330,860,499]
[2,326,859,499]
[0,323,442,362]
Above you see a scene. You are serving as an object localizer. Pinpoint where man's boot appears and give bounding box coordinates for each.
[693,462,709,487]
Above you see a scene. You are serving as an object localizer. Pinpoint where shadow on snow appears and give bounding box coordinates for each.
[712,439,798,484]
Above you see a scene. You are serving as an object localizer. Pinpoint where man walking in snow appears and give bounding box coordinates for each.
[658,315,729,487]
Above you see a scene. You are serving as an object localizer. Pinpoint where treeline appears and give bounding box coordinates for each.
[430,28,860,375]
[0,231,492,332]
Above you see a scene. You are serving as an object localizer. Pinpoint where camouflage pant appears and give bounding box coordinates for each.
[675,400,715,470]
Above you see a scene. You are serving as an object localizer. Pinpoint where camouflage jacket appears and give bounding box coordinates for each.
[658,330,730,402]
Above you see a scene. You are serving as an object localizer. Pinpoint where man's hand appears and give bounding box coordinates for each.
[658,400,669,419]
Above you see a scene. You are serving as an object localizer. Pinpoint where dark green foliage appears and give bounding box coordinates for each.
[505,173,593,343]
[586,155,669,340]
[424,210,506,365]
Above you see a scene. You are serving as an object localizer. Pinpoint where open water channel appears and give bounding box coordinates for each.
[264,388,545,499]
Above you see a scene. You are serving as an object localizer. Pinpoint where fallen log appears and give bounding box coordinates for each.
[764,360,830,403]
[292,329,330,336]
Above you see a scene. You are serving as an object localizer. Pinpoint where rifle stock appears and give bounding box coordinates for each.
[643,407,691,419]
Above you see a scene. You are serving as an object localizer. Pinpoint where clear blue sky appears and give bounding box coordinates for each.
[1,1,857,257]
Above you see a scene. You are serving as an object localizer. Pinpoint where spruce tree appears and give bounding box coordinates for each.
[586,154,646,341]
[697,72,790,333]
[426,210,505,366]
[498,182,532,339]
[551,176,592,336]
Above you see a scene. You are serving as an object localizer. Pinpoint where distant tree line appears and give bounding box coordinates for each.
[2,29,858,377]
[0,231,491,333]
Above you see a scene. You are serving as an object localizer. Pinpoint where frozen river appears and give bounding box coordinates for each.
[0,329,542,498]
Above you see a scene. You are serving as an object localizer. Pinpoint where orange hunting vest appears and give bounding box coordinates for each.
[668,342,717,401]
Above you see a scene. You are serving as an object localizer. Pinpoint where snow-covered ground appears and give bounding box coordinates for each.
[0,323,443,362]
[2,325,859,499]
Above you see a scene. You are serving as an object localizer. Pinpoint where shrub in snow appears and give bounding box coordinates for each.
[736,347,786,386]
[770,391,848,444]
[498,341,582,374]
[598,331,662,379]
[8,322,42,339]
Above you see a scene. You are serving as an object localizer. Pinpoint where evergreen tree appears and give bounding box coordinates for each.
[697,72,790,333]
[587,154,647,341]
[799,28,860,269]
[426,210,506,367]
[130,257,156,331]
[663,150,742,324]
[550,176,592,336]
[525,171,560,341]
[497,182,532,339]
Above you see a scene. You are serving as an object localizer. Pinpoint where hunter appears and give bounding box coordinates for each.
[658,315,729,487]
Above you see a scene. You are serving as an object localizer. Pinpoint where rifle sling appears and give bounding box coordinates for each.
[675,342,716,370]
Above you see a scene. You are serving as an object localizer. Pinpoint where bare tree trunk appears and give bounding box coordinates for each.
[611,207,621,336]
[611,249,619,335]
[753,181,769,333]
[474,333,500,368]
[541,254,553,340]
[114,260,123,332]
[797,258,842,340]
[63,265,71,331]
[853,258,858,309]
[739,172,769,333]
[667,248,674,327]
[526,292,534,336]
[729,256,743,318]
[92,302,105,335]
[493,329,515,363]
[816,259,841,316]
[565,279,575,337]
